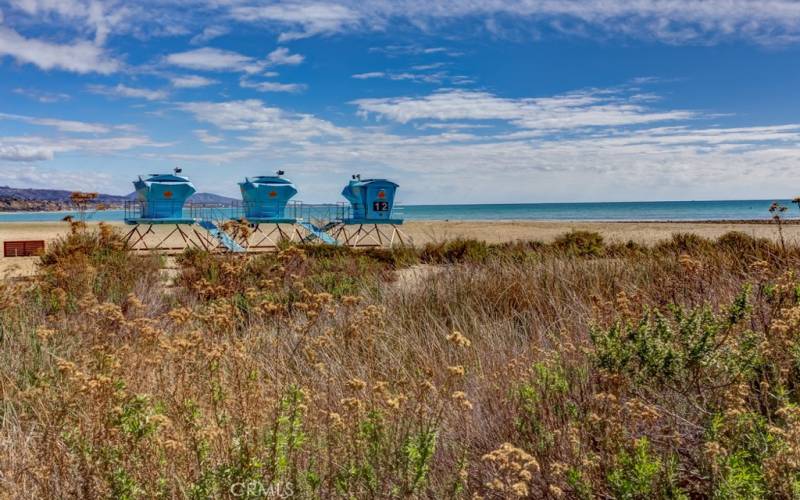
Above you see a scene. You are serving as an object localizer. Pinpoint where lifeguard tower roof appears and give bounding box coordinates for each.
[128,172,196,223]
[238,174,298,223]
[341,177,402,224]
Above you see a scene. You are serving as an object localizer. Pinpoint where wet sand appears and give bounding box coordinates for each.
[2,220,798,278]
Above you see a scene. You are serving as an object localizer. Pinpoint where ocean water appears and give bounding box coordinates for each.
[0,199,792,223]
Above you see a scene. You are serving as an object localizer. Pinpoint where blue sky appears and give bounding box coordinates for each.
[1,1,800,204]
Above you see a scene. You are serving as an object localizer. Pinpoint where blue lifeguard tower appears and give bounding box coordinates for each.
[234,172,304,248]
[340,177,402,224]
[327,175,408,247]
[239,173,297,222]
[129,172,196,223]
[121,169,409,251]
[123,168,243,252]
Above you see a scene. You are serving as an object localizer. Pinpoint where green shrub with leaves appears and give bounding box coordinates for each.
[590,286,757,389]
[420,238,491,263]
[551,230,605,257]
[607,438,686,500]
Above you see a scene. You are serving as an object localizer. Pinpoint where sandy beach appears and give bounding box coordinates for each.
[2,219,798,278]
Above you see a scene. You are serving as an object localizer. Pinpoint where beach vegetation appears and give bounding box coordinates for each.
[4,226,800,497]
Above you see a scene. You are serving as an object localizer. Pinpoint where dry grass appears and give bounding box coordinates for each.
[3,225,800,497]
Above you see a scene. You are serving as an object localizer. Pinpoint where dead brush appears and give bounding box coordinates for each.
[6,230,800,497]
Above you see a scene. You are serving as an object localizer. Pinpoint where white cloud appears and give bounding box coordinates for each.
[164,47,262,73]
[352,89,696,130]
[0,132,166,169]
[62,135,170,152]
[351,69,453,84]
[190,25,229,45]
[284,125,800,202]
[13,87,71,103]
[222,0,800,46]
[26,117,108,134]
[369,45,461,57]
[229,2,360,41]
[0,112,110,133]
[0,165,116,191]
[164,47,303,78]
[178,99,348,144]
[6,0,128,45]
[194,129,223,144]
[9,0,800,53]
[88,84,168,101]
[411,62,446,70]
[417,122,492,130]
[239,79,307,93]
[165,84,800,202]
[9,0,800,50]
[170,74,218,88]
[0,135,136,152]
[352,71,385,79]
[266,47,304,66]
[0,145,54,162]
[0,25,119,74]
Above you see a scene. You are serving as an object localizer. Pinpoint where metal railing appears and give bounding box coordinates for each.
[291,202,350,227]
[390,205,405,220]
[124,200,403,225]
[124,200,192,220]
[189,204,234,224]
[124,201,234,222]
[227,200,299,220]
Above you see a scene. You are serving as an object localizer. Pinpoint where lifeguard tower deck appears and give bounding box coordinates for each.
[319,176,409,247]
[122,170,409,252]
[225,174,409,249]
[123,171,244,253]
[226,174,305,249]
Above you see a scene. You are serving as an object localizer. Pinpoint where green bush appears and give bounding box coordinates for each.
[590,286,755,387]
[551,230,605,257]
[653,232,714,256]
[607,438,689,499]
[420,238,491,263]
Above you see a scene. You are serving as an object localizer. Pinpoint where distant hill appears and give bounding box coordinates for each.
[186,192,238,205]
[0,185,129,203]
[122,191,238,205]
[0,186,238,211]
